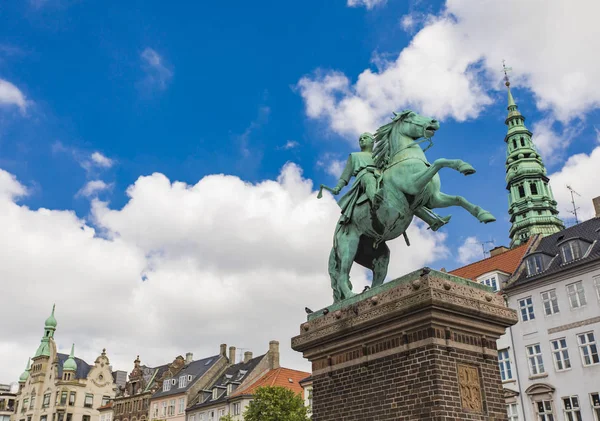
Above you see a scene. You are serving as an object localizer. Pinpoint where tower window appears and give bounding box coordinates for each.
[512,139,517,149]
[518,185,525,198]
[530,183,538,195]
[520,137,525,147]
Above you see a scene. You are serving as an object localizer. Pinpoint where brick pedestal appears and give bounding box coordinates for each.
[292,268,518,421]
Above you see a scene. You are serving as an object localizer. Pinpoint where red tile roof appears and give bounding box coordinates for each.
[449,240,532,280]
[231,367,310,397]
[98,402,113,411]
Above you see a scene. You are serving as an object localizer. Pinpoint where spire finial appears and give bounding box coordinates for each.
[70,344,75,358]
[502,60,512,87]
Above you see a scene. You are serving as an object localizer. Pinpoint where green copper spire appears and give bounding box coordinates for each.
[34,305,57,358]
[502,65,564,247]
[19,359,31,383]
[63,344,78,372]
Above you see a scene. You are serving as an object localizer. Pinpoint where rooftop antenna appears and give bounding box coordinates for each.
[566,185,581,224]
[480,240,495,258]
[502,60,513,87]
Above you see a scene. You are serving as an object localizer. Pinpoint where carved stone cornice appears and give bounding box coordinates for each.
[292,268,518,371]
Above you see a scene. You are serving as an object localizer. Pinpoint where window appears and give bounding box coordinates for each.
[188,416,194,421]
[83,416,90,421]
[41,416,47,421]
[541,290,559,315]
[578,332,599,366]
[212,389,217,400]
[561,241,581,263]
[22,399,27,413]
[162,380,171,392]
[168,400,175,416]
[43,394,50,408]
[178,376,187,389]
[153,403,158,418]
[232,403,240,415]
[60,392,67,406]
[519,297,535,321]
[161,402,166,416]
[482,276,498,291]
[530,182,538,195]
[551,338,571,371]
[69,392,75,406]
[527,344,545,375]
[590,393,600,420]
[66,414,72,421]
[594,276,600,301]
[178,398,184,414]
[563,396,582,421]
[29,397,35,410]
[526,255,544,276]
[536,400,554,421]
[102,396,110,407]
[498,349,512,381]
[518,185,525,198]
[512,139,517,149]
[567,281,587,308]
[520,137,525,147]
[84,394,93,408]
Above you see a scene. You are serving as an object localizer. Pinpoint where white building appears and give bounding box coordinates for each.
[502,216,600,421]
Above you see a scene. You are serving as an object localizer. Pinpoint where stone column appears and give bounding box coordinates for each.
[292,268,518,421]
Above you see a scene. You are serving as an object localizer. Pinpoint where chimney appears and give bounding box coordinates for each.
[185,352,193,364]
[243,351,253,363]
[268,340,280,369]
[593,197,600,218]
[220,344,227,356]
[229,346,236,364]
[490,246,509,257]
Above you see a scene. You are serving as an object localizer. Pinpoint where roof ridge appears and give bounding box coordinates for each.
[449,241,530,273]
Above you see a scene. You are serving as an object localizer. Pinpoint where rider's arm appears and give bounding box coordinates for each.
[333,155,354,194]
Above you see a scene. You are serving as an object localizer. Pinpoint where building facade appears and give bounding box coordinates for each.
[12,306,124,421]
[503,217,600,421]
[1,384,17,421]
[148,346,228,421]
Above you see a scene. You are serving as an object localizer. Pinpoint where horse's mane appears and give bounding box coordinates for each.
[373,111,409,170]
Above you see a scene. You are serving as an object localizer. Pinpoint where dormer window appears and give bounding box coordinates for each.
[561,240,581,263]
[526,255,544,276]
[179,376,187,389]
[163,379,171,392]
[212,388,218,400]
[481,276,498,292]
[226,384,232,395]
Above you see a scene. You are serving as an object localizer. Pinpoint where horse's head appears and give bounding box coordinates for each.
[393,110,440,140]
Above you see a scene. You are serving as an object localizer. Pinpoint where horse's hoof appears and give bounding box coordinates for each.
[458,163,476,175]
[429,215,452,231]
[477,211,496,224]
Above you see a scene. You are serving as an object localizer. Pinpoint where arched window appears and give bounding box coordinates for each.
[530,182,538,195]
[520,137,525,147]
[512,139,517,149]
[518,185,525,198]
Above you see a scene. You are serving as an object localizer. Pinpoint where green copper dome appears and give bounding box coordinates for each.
[63,344,78,372]
[19,359,31,383]
[45,304,57,329]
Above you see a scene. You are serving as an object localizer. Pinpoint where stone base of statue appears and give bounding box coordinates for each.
[291,268,518,421]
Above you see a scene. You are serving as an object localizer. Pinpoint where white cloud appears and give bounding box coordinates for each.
[325,159,345,178]
[280,140,299,150]
[299,0,600,144]
[0,163,448,382]
[77,180,112,198]
[90,152,114,168]
[140,48,173,91]
[0,79,27,111]
[457,236,481,265]
[530,118,585,163]
[347,0,386,9]
[549,145,600,222]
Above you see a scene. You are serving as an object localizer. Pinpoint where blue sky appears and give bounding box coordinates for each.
[2,0,600,379]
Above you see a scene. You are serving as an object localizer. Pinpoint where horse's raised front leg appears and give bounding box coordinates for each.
[402,159,475,196]
[334,224,360,301]
[429,192,496,224]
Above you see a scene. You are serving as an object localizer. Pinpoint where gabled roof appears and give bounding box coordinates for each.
[506,217,600,289]
[152,355,221,399]
[57,353,91,380]
[449,240,532,280]
[230,367,310,398]
[187,355,265,411]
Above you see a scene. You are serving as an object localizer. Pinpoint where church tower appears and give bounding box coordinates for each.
[503,65,564,247]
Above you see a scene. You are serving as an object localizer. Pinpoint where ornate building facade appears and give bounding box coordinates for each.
[503,76,564,247]
[12,306,124,421]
